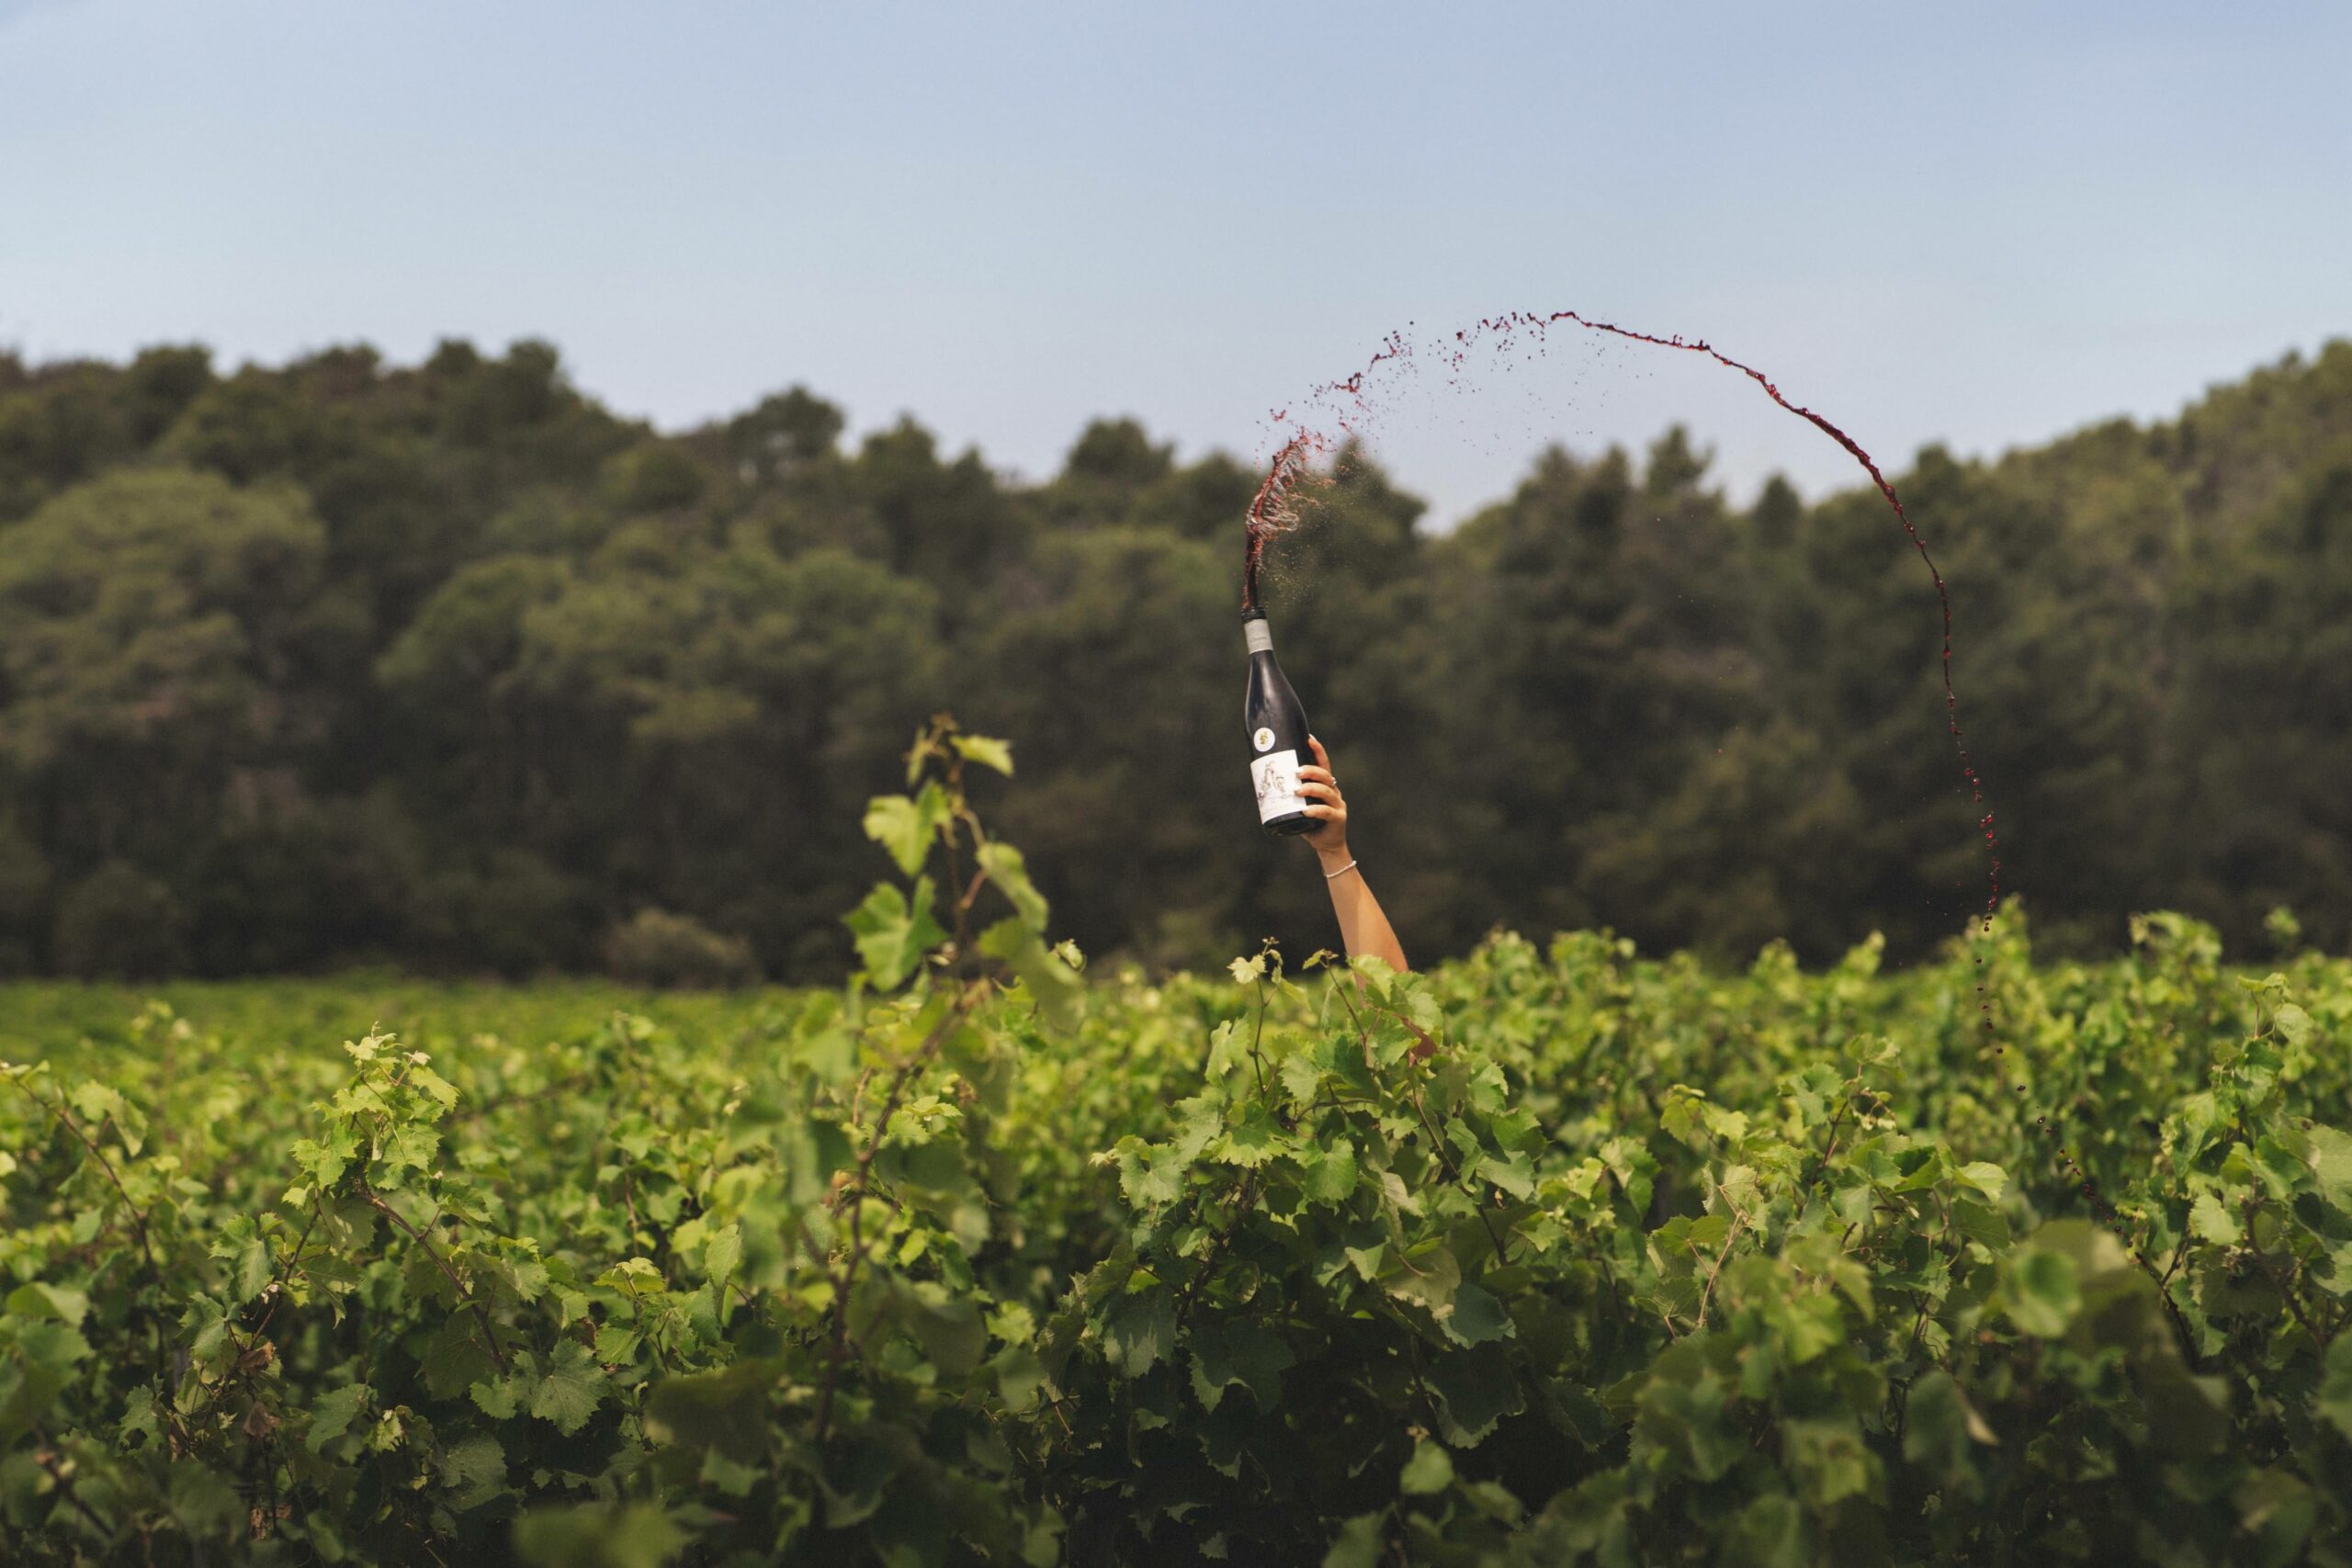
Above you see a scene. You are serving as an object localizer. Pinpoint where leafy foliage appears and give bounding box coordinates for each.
[4,729,2351,1562]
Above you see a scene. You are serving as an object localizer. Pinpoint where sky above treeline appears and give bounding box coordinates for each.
[2,0,2346,523]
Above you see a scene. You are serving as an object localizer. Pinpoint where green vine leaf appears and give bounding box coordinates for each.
[529,1338,607,1435]
[845,877,947,990]
[949,733,1015,776]
[864,783,952,877]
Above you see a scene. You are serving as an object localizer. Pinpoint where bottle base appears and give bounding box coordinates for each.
[1261,812,1317,838]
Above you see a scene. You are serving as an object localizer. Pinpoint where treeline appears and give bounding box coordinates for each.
[1,336,2348,980]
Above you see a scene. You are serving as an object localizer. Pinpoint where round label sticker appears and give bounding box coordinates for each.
[1252,727,1275,752]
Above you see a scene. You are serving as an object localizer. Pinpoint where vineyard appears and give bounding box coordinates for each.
[5,731,2350,1566]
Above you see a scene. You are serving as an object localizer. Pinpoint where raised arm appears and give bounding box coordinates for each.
[1295,735,1408,974]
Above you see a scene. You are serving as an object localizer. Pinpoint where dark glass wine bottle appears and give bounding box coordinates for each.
[1243,609,1316,836]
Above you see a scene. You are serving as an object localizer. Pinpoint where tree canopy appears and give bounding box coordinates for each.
[2,336,2348,979]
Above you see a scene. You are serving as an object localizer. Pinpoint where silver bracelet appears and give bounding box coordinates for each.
[1323,857,1359,881]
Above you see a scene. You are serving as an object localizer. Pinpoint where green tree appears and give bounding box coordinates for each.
[2167,456,2352,950]
[51,859,190,976]
[0,816,50,974]
[0,469,332,903]
[972,525,1233,966]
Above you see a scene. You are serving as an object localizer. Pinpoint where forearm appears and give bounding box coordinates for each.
[1317,845,1408,974]
[1292,736,1407,973]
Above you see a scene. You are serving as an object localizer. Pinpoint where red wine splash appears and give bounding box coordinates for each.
[1242,309,2104,1194]
[1241,430,1321,615]
[1250,307,1999,942]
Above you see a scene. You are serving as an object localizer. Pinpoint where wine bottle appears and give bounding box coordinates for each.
[1243,609,1317,836]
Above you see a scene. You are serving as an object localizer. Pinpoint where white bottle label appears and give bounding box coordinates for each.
[1251,750,1306,822]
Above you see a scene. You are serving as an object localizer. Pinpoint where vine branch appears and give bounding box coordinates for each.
[814,985,973,1444]
[356,1179,510,1374]
[9,1075,157,1272]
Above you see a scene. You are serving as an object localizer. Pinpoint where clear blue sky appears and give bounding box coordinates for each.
[3,1,2346,521]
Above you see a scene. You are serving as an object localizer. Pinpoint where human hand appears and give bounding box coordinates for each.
[1297,736,1350,861]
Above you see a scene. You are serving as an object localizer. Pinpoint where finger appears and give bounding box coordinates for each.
[1297,781,1339,805]
[1298,765,1335,785]
[1308,735,1330,769]
[1302,804,1339,819]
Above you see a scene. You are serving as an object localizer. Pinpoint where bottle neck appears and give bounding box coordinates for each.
[1243,618,1273,657]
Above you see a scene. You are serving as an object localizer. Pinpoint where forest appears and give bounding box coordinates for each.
[3,336,2350,981]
